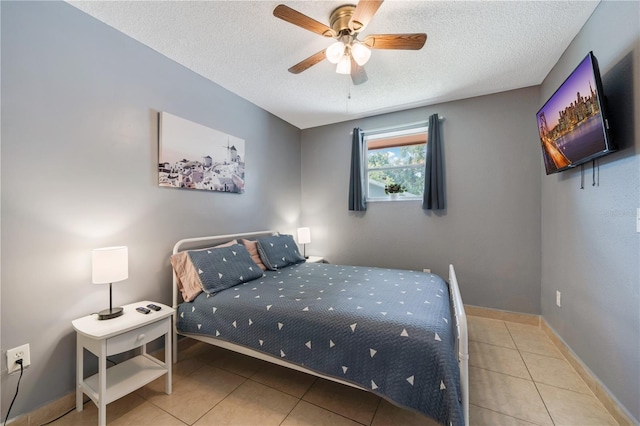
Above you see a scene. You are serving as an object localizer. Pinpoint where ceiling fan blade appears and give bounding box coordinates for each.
[349,1,384,32]
[364,33,427,50]
[288,50,327,74]
[274,4,335,37]
[350,57,368,85]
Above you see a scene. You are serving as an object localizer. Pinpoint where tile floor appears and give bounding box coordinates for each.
[49,316,618,426]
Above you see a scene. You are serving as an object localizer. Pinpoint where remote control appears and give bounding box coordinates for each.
[136,307,150,314]
[147,304,161,311]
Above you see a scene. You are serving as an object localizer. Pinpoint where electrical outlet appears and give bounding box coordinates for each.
[423,268,431,273]
[556,291,562,308]
[7,343,30,374]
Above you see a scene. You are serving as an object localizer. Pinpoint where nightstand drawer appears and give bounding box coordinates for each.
[106,318,167,356]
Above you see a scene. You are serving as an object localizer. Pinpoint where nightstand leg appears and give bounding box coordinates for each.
[164,324,172,394]
[98,340,107,426]
[76,338,83,412]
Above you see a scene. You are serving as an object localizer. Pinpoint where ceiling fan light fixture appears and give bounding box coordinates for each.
[336,54,352,74]
[274,2,427,82]
[326,41,345,64]
[351,42,371,66]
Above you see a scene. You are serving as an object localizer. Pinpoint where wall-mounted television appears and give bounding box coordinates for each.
[537,51,614,175]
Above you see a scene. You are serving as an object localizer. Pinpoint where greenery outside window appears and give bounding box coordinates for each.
[364,126,428,201]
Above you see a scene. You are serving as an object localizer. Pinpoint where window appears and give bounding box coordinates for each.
[364,126,427,200]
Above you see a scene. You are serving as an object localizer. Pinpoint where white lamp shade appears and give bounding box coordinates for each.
[92,246,128,284]
[326,41,345,64]
[351,43,371,66]
[336,55,351,75]
[297,227,311,245]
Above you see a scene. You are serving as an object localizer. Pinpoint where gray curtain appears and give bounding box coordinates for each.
[423,114,445,210]
[348,128,367,211]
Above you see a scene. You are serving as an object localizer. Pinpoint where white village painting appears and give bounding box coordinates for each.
[159,112,245,193]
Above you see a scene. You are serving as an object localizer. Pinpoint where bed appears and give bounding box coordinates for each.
[171,230,468,426]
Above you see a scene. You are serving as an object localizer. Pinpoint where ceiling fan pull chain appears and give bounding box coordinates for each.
[346,80,352,113]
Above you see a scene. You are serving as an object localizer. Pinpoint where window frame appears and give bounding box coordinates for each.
[363,125,428,202]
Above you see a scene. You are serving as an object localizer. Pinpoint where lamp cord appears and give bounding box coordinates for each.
[4,360,23,425]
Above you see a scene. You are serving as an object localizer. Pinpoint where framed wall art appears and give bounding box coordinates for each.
[158,112,245,193]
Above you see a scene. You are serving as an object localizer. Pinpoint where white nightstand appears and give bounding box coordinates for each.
[72,301,174,426]
[306,256,325,263]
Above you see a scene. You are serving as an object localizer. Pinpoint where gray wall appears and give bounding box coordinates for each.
[301,87,543,315]
[539,1,640,421]
[1,1,301,420]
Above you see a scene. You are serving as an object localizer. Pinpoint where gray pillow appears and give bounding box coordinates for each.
[256,234,305,270]
[187,244,263,294]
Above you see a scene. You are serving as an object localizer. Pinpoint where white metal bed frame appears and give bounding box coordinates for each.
[171,230,469,425]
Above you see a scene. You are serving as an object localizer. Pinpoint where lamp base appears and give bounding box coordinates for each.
[97,307,123,320]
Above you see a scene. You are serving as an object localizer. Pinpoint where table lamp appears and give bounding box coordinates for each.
[297,227,311,259]
[92,246,128,320]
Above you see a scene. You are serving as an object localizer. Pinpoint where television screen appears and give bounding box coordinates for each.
[537,52,614,174]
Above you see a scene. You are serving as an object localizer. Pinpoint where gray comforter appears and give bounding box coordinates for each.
[177,262,463,425]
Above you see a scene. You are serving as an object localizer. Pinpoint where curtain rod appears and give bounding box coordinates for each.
[349,116,444,135]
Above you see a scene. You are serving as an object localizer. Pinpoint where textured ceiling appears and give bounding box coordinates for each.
[67,1,599,129]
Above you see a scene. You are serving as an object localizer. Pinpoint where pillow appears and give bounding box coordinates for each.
[170,251,202,302]
[171,239,239,301]
[240,239,267,271]
[256,234,305,270]
[187,244,263,294]
[212,239,239,248]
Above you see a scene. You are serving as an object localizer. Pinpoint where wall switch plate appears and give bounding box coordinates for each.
[556,291,562,308]
[7,343,30,374]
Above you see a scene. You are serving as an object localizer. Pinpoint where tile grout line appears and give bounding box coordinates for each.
[469,322,531,381]
[515,352,595,396]
[297,378,376,425]
[276,395,304,426]
[242,371,318,426]
[170,360,252,426]
[467,365,550,425]
[136,384,192,425]
[470,363,531,382]
[503,321,618,424]
[190,353,373,426]
[290,398,371,426]
[468,319,553,426]
[469,403,542,426]
[468,337,518,351]
[469,317,613,426]
[504,321,556,426]
[368,397,383,426]
[244,374,370,426]
[465,312,640,425]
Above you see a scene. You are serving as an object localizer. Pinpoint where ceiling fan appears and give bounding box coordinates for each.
[273,1,427,85]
